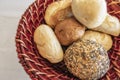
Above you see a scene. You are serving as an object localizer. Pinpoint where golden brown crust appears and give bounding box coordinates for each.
[92,14,120,36]
[55,17,85,46]
[45,0,72,28]
[82,30,113,51]
[34,24,63,63]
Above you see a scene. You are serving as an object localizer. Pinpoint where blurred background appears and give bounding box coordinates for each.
[0,0,34,80]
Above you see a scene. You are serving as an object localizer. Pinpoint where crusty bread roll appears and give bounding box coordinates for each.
[64,39,110,80]
[72,0,107,28]
[34,24,63,63]
[82,30,113,51]
[55,18,85,46]
[93,14,120,36]
[45,0,72,28]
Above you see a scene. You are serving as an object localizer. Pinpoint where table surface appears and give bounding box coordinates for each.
[0,0,34,80]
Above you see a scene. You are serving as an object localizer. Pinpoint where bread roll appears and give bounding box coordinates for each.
[45,0,72,28]
[34,24,63,63]
[93,14,120,36]
[55,18,85,46]
[64,39,110,80]
[82,30,113,51]
[72,0,107,28]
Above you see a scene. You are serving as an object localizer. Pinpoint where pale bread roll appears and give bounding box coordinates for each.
[93,14,120,36]
[45,0,72,28]
[72,0,107,28]
[34,24,63,63]
[82,30,113,51]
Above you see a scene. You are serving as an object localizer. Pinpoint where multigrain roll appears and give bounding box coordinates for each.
[55,18,85,46]
[82,30,113,51]
[45,0,72,28]
[64,39,110,80]
[72,0,107,28]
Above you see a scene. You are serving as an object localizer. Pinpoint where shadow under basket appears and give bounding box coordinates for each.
[15,0,120,80]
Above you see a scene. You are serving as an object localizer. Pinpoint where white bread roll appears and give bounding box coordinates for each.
[82,30,113,51]
[93,14,120,36]
[34,24,63,63]
[45,0,72,28]
[72,0,107,28]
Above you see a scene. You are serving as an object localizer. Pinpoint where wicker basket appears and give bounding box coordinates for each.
[15,0,120,80]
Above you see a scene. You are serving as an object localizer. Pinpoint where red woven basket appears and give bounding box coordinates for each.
[15,0,120,80]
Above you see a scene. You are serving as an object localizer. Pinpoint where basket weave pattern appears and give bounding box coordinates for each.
[15,0,120,80]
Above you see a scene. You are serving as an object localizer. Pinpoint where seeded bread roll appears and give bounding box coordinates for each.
[92,14,120,36]
[72,0,107,28]
[82,30,113,51]
[55,18,85,46]
[45,0,72,28]
[64,39,110,80]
